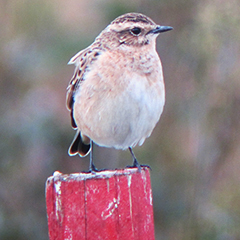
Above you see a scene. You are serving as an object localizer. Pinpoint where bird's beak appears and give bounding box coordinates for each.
[148,25,173,34]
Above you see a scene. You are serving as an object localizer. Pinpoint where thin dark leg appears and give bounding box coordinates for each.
[89,141,98,172]
[128,147,141,172]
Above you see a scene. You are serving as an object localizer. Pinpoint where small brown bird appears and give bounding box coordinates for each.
[66,13,172,171]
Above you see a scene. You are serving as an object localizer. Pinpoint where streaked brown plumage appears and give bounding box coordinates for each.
[66,13,172,171]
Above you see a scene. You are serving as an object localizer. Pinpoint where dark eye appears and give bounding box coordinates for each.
[130,27,141,35]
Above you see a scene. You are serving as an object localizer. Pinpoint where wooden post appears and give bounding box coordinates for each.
[46,167,155,240]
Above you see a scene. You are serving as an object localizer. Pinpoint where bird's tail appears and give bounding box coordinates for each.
[68,131,91,157]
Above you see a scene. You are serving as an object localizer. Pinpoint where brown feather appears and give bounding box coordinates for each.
[70,109,77,129]
[68,131,91,157]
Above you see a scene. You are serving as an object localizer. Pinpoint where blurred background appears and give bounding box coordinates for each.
[1,0,240,239]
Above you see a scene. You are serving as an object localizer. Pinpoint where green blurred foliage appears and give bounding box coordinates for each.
[0,0,240,239]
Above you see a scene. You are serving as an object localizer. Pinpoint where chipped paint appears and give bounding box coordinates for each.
[141,170,147,198]
[106,178,110,192]
[53,171,62,177]
[50,168,140,182]
[127,175,134,234]
[127,174,132,187]
[64,225,73,240]
[55,180,62,194]
[46,167,154,239]
[101,198,118,220]
[149,188,153,206]
[141,170,152,205]
[127,172,134,232]
[54,181,62,221]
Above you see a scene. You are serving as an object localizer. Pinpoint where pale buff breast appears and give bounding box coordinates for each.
[73,48,165,149]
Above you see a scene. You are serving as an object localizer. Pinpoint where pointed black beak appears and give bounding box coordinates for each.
[148,25,173,34]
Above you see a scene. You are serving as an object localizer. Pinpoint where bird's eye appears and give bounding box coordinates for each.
[130,27,142,36]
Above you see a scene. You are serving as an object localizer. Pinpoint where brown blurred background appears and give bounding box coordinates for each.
[1,0,240,239]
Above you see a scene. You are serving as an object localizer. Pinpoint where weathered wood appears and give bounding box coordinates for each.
[46,167,155,240]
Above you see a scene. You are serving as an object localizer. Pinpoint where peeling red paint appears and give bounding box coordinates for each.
[46,168,155,240]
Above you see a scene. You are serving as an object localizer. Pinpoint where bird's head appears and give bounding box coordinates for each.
[99,13,172,48]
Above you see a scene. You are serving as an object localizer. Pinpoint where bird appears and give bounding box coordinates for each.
[66,12,172,172]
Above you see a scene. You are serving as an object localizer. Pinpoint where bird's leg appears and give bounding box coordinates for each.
[89,141,98,172]
[128,147,141,172]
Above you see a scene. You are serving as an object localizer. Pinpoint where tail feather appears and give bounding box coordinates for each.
[68,131,91,157]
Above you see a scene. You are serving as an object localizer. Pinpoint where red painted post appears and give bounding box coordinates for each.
[46,167,155,240]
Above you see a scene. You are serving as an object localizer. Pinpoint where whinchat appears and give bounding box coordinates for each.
[66,13,172,171]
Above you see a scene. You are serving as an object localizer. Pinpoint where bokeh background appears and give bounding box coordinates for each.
[1,0,240,239]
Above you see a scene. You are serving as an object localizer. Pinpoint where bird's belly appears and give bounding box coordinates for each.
[74,74,165,149]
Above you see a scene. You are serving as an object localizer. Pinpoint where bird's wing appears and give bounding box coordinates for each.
[66,43,102,129]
